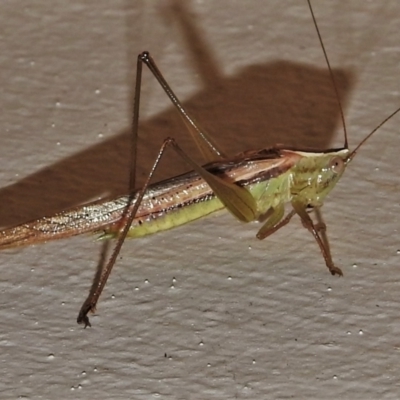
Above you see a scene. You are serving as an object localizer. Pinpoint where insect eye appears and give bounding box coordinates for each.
[329,156,345,174]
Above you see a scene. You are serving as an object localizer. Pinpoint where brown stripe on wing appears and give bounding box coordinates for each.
[204,148,302,187]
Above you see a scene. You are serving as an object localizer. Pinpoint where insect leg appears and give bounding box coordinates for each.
[312,207,332,263]
[292,200,343,276]
[256,205,296,240]
[170,138,258,222]
[77,137,180,327]
[302,208,332,266]
[139,51,226,162]
[77,51,260,326]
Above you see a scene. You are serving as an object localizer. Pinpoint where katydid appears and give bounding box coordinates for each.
[0,0,399,327]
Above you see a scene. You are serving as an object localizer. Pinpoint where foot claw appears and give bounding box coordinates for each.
[77,303,95,328]
[329,265,343,276]
[77,314,92,328]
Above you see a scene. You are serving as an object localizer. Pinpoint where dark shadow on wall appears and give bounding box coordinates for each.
[0,0,353,228]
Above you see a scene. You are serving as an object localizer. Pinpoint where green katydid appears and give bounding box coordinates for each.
[0,0,399,327]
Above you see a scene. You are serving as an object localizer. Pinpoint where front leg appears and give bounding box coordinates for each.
[256,204,296,240]
[292,201,343,276]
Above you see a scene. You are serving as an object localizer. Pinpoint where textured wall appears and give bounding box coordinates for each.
[1,1,400,398]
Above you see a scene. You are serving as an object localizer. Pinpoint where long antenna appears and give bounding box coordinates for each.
[346,106,400,162]
[308,0,400,162]
[306,0,348,149]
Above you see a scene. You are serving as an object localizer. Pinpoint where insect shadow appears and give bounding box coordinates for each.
[0,0,353,230]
